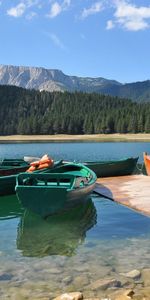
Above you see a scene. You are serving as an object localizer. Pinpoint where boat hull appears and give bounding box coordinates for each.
[0,165,29,176]
[0,165,29,196]
[143,152,150,176]
[0,159,27,166]
[84,157,138,177]
[0,175,17,196]
[16,182,96,218]
[16,163,97,217]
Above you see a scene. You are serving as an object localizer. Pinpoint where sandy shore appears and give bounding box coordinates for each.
[0,133,150,142]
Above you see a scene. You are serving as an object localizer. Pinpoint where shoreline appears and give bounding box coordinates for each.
[0,133,150,142]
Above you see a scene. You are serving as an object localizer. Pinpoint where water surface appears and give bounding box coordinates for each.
[0,142,150,299]
[0,141,150,162]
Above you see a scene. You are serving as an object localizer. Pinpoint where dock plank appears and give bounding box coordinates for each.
[95,175,150,216]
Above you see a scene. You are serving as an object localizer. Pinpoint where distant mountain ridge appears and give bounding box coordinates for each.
[0,64,150,102]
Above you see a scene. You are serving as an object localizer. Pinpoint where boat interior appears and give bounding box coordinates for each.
[17,164,92,189]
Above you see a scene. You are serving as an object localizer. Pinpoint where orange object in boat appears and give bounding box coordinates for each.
[39,154,50,163]
[143,152,150,175]
[30,160,40,167]
[26,154,54,172]
[30,154,52,166]
[30,155,51,166]
[37,161,54,170]
[27,165,36,172]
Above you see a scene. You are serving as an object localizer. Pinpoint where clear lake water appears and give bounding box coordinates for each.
[0,141,150,299]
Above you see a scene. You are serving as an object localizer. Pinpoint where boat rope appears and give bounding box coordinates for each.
[136,162,145,174]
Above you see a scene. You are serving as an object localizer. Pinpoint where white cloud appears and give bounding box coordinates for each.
[81,2,103,19]
[47,0,71,18]
[112,0,150,31]
[48,2,61,18]
[5,0,150,32]
[7,3,26,17]
[106,20,115,30]
[7,0,41,18]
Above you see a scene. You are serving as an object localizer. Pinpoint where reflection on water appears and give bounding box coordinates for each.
[0,194,23,220]
[1,196,150,299]
[17,198,97,257]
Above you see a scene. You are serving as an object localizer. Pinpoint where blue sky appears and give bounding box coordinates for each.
[0,0,150,83]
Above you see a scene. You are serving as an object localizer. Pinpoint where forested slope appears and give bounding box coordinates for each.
[0,85,150,135]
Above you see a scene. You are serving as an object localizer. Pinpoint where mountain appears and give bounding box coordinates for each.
[0,64,150,102]
[103,80,150,102]
[0,64,121,92]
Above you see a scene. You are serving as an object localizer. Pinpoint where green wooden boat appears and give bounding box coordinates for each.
[0,164,29,176]
[16,163,97,217]
[0,158,29,177]
[0,160,63,196]
[0,162,29,196]
[0,175,18,196]
[0,158,28,167]
[17,198,97,257]
[84,157,139,178]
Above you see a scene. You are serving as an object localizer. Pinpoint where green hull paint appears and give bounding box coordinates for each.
[17,186,68,217]
[0,194,23,220]
[84,157,138,177]
[0,175,17,196]
[0,158,28,166]
[0,165,29,176]
[16,163,97,217]
[0,167,29,196]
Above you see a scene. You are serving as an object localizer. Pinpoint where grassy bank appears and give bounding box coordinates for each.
[0,133,150,142]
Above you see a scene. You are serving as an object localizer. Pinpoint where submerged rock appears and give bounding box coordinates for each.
[109,288,134,300]
[0,272,13,281]
[62,276,73,285]
[53,292,83,300]
[123,289,134,297]
[73,275,89,287]
[89,278,121,290]
[48,268,63,274]
[141,268,150,286]
[122,270,141,280]
[114,296,131,300]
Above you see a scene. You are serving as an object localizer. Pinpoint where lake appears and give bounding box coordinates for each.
[0,141,150,299]
[0,140,150,162]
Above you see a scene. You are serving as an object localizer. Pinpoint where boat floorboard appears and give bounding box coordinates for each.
[95,175,150,217]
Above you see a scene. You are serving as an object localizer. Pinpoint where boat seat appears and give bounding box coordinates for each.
[20,174,74,188]
[64,170,88,177]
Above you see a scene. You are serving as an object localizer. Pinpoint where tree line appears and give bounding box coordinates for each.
[0,85,150,135]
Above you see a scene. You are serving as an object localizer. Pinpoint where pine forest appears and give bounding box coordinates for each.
[0,85,150,135]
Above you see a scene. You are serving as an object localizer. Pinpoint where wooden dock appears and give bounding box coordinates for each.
[95,175,150,217]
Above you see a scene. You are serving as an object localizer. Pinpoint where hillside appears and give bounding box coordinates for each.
[1,64,150,102]
[0,85,150,135]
